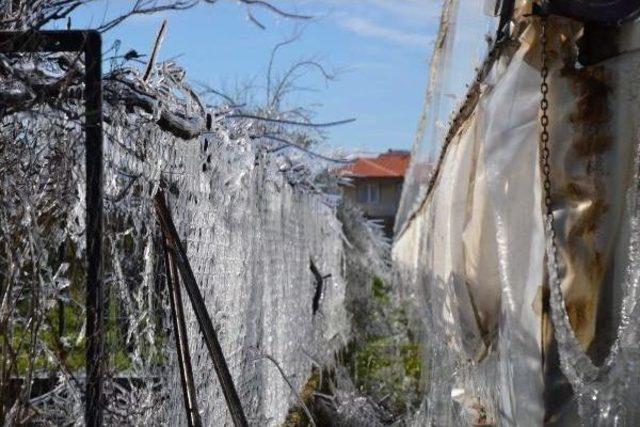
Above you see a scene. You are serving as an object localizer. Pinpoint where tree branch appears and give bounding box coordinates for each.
[259,133,352,164]
[227,113,355,128]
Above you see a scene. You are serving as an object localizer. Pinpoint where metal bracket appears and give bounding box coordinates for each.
[0,30,104,427]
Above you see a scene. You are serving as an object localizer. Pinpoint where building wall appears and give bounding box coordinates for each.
[342,177,403,219]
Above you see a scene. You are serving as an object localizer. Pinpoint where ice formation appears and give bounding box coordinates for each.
[0,41,388,424]
[394,2,640,425]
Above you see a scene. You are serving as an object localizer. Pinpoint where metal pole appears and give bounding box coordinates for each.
[160,208,202,427]
[0,30,103,426]
[154,190,248,427]
[84,30,104,427]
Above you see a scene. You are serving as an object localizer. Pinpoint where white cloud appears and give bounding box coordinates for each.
[299,0,441,24]
[364,0,442,23]
[338,16,432,47]
[292,0,440,48]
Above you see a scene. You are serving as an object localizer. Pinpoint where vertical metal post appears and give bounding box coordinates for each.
[84,31,104,427]
[0,30,104,426]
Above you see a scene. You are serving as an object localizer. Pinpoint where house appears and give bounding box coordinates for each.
[339,150,411,236]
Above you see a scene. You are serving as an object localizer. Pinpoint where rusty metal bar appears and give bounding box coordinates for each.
[0,30,104,426]
[154,190,248,427]
[160,201,202,427]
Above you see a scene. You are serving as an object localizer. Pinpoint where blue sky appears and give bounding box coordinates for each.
[64,1,441,154]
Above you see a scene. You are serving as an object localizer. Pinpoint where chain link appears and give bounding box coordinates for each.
[539,17,559,269]
[537,15,618,383]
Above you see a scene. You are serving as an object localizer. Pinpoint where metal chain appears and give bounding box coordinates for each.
[539,5,638,365]
[539,17,560,274]
[538,16,601,383]
[538,13,640,390]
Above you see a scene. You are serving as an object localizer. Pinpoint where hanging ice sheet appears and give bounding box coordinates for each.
[396,0,498,232]
[394,10,640,426]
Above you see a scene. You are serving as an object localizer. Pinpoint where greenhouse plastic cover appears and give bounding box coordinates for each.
[395,0,499,232]
[394,11,640,426]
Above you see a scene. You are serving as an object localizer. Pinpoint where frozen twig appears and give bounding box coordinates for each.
[227,113,355,128]
[249,349,317,427]
[143,19,168,82]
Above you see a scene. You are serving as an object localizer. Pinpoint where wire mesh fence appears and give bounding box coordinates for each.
[0,31,365,426]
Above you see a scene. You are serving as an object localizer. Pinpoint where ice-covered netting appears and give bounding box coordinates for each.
[0,104,88,424]
[0,50,367,425]
[156,130,350,426]
[394,8,640,426]
[395,0,498,232]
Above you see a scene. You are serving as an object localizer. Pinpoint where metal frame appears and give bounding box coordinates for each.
[496,0,640,42]
[540,0,640,25]
[0,30,104,426]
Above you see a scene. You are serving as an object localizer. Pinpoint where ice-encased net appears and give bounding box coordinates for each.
[543,127,640,425]
[394,5,640,425]
[0,53,362,425]
[395,0,498,233]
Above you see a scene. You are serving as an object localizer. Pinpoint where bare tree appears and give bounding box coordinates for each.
[198,29,354,165]
[0,0,311,31]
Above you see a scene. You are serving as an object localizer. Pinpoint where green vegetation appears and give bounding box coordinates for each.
[282,275,423,426]
[4,249,86,375]
[341,276,422,416]
[2,237,168,378]
[372,275,390,304]
[283,369,324,427]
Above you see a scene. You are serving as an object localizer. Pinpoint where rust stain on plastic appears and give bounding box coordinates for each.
[566,297,597,336]
[567,66,612,125]
[573,132,613,157]
[556,60,612,348]
[567,198,609,243]
[564,65,613,157]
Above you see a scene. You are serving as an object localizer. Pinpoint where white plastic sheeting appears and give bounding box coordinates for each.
[396,0,498,232]
[394,13,640,426]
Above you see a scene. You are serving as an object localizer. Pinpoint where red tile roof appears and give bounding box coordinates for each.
[340,150,410,178]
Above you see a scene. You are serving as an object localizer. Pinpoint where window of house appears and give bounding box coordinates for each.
[356,183,380,204]
[369,183,380,204]
[395,182,403,201]
[357,184,368,203]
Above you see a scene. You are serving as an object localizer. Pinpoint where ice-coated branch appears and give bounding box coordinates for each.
[0,0,311,33]
[142,19,168,82]
[228,113,355,129]
[260,133,352,164]
[249,349,318,427]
